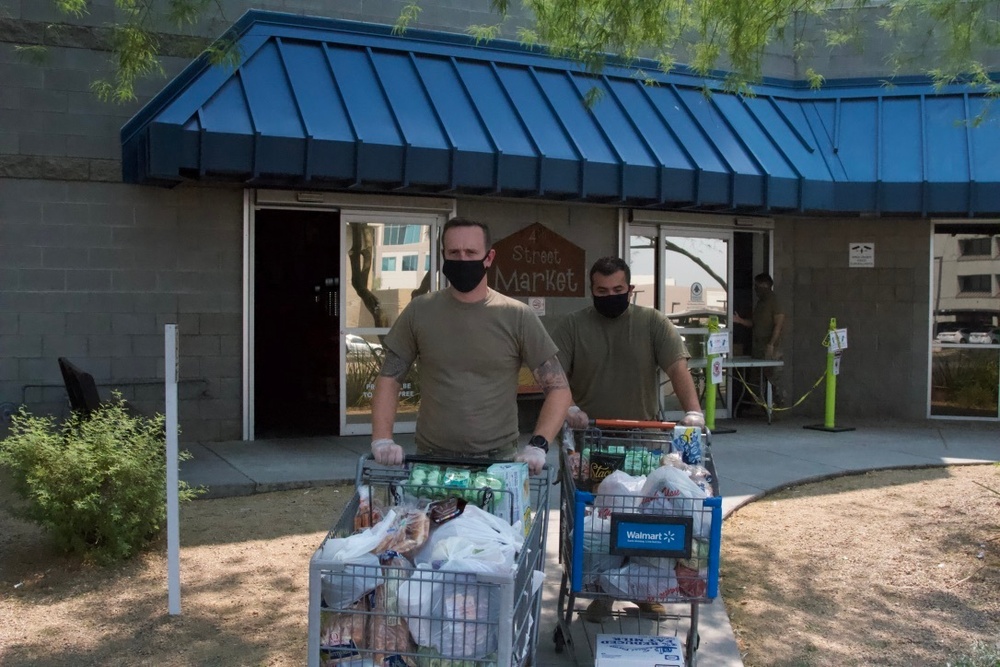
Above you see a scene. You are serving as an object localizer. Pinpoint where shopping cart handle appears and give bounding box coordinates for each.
[590,418,678,430]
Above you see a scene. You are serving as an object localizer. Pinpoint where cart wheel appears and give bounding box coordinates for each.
[553,626,566,653]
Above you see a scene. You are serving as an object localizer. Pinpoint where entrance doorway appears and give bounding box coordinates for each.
[254,209,341,437]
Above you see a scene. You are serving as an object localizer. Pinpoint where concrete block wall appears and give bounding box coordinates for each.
[777,216,932,420]
[0,180,244,441]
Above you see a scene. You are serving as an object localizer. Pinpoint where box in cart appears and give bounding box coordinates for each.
[594,634,684,666]
[487,462,531,528]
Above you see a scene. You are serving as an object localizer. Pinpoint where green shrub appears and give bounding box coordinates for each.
[0,395,203,564]
[947,640,1000,666]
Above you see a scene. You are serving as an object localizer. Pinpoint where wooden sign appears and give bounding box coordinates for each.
[488,222,585,297]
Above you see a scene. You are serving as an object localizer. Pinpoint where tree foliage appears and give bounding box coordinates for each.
[48,0,1000,102]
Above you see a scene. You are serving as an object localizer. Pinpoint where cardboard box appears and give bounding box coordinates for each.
[487,462,531,528]
[594,634,684,667]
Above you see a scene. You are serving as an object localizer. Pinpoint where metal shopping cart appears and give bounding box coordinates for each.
[308,455,551,667]
[553,420,722,667]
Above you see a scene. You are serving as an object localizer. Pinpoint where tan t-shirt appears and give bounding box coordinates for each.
[384,288,558,455]
[552,304,689,420]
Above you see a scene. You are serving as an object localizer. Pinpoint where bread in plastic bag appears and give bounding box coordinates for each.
[369,552,418,667]
[374,506,431,559]
[319,598,369,665]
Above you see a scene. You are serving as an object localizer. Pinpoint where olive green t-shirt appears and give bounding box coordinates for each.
[552,304,689,421]
[384,288,558,455]
[751,291,784,358]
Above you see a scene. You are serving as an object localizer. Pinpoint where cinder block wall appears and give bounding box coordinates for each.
[776,216,932,420]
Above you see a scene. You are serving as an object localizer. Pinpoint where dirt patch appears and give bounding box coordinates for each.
[1,466,998,666]
[721,464,1000,667]
[0,483,353,667]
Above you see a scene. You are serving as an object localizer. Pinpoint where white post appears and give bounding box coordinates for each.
[165,324,181,615]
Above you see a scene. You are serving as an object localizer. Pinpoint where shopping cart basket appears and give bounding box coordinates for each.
[308,455,551,667]
[554,420,722,667]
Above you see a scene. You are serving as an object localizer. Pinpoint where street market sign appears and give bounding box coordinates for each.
[488,222,585,297]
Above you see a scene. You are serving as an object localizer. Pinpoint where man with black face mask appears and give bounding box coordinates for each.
[369,217,572,476]
[552,256,704,621]
[554,256,703,430]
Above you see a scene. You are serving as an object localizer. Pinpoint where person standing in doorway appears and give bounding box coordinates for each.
[369,217,573,475]
[553,256,705,621]
[733,272,786,406]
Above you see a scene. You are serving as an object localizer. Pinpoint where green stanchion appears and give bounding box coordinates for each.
[805,317,855,433]
[703,316,736,433]
[704,316,718,430]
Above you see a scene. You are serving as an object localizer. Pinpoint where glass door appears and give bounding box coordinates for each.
[340,211,444,435]
[629,228,733,419]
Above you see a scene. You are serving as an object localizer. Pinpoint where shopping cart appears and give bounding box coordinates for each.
[554,420,722,667]
[308,455,551,667]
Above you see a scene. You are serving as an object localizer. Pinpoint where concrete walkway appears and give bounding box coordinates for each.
[179,415,999,666]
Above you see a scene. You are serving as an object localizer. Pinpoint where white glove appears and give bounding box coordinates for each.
[515,445,547,476]
[566,405,589,430]
[678,410,705,428]
[371,438,404,466]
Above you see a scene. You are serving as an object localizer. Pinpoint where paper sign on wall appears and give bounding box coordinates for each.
[849,243,874,268]
[833,355,841,376]
[706,332,730,355]
[528,296,546,316]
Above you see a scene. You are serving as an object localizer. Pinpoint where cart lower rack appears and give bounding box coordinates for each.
[555,421,722,667]
[308,455,550,667]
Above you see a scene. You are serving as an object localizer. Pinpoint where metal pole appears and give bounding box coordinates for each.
[165,324,181,615]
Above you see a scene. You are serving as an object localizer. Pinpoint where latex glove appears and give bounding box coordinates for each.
[371,438,404,466]
[566,405,589,430]
[679,410,705,428]
[515,445,547,476]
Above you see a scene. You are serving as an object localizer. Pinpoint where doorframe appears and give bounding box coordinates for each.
[620,210,775,420]
[243,189,455,441]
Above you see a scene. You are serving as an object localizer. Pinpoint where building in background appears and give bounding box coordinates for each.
[1,2,999,441]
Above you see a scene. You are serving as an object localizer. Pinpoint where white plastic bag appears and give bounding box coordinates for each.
[594,470,646,514]
[638,466,712,538]
[319,510,397,609]
[599,562,681,602]
[397,559,503,659]
[413,505,522,567]
[580,512,623,584]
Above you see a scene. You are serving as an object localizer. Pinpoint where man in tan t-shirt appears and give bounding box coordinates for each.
[553,256,704,621]
[370,218,572,475]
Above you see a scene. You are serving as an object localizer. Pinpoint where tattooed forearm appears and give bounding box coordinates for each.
[532,355,569,394]
[379,349,412,381]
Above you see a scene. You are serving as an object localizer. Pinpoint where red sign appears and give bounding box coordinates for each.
[488,223,585,297]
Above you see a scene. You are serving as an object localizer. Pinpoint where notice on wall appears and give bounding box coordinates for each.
[528,296,546,316]
[849,242,875,268]
[488,222,586,298]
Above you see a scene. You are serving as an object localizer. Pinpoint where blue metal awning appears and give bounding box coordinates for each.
[121,10,1000,215]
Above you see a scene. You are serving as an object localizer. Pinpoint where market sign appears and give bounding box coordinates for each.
[488,222,585,297]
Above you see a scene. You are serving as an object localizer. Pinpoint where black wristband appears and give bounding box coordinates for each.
[528,434,549,453]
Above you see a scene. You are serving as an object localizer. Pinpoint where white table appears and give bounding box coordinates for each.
[687,356,785,423]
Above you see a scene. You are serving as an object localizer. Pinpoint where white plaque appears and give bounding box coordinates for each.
[528,296,545,316]
[833,355,841,376]
[849,242,874,268]
[690,282,704,303]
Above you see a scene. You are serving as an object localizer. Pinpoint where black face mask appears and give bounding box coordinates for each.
[442,257,488,293]
[593,293,630,319]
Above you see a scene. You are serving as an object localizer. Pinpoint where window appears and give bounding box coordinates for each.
[381,256,397,271]
[425,255,430,271]
[959,237,993,257]
[958,274,992,293]
[383,224,422,245]
[402,255,418,271]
